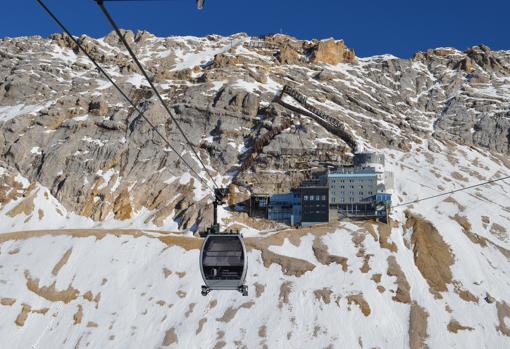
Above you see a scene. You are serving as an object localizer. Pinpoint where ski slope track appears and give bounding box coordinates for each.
[0,32,510,348]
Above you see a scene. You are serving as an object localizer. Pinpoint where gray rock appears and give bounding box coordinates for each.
[485,293,496,304]
[0,32,509,230]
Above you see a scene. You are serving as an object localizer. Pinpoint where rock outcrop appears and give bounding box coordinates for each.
[309,39,356,64]
[0,32,509,230]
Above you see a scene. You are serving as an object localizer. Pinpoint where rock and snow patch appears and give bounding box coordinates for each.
[0,104,49,122]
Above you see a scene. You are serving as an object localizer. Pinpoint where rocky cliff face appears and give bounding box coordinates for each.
[0,32,509,231]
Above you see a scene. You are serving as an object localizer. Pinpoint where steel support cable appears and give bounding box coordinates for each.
[95,0,220,191]
[35,0,216,195]
[391,175,510,209]
[102,0,175,2]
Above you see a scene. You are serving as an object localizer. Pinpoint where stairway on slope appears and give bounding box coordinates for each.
[277,85,358,151]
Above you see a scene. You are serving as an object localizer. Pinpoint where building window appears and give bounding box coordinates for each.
[316,195,320,201]
[322,195,326,200]
[359,191,363,195]
[304,195,309,201]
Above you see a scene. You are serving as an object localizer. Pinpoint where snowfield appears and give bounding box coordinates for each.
[1,140,509,348]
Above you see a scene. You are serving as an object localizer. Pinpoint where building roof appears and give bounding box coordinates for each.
[328,173,377,178]
[297,185,329,190]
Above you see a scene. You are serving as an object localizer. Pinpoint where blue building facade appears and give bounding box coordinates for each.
[268,193,302,226]
[375,193,392,204]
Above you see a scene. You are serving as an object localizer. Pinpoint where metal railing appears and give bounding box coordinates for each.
[279,85,358,151]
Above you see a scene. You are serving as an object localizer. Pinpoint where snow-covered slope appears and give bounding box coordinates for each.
[1,141,509,348]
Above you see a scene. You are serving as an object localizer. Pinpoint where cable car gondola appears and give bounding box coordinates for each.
[200,232,248,296]
[199,189,248,296]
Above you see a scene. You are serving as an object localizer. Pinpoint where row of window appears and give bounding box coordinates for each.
[332,191,374,196]
[303,195,327,201]
[303,204,328,208]
[302,210,327,215]
[331,185,375,189]
[332,197,355,203]
[331,179,374,183]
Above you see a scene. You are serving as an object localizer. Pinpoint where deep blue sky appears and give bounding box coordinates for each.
[4,0,509,58]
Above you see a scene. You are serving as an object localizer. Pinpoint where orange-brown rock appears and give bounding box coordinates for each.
[347,293,371,316]
[387,256,411,304]
[496,301,510,336]
[447,319,474,333]
[409,302,429,349]
[210,53,246,69]
[405,212,454,298]
[6,188,38,218]
[113,189,133,220]
[25,271,79,304]
[277,45,301,65]
[154,68,191,82]
[310,39,356,65]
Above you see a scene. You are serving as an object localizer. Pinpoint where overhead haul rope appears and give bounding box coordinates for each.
[35,0,216,194]
[95,0,220,191]
[391,175,510,209]
[35,1,510,213]
[100,0,174,2]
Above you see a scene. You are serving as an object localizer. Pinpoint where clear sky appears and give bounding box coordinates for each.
[4,0,509,58]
